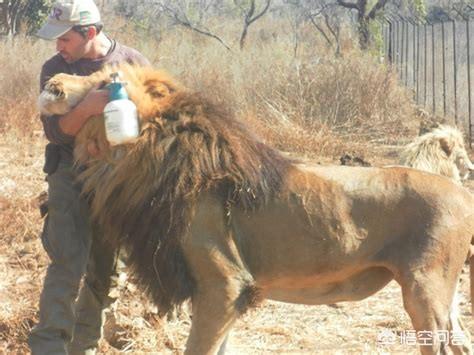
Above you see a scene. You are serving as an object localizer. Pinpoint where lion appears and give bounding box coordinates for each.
[400,124,474,183]
[39,65,474,355]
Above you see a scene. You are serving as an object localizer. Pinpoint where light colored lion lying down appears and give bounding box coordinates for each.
[400,124,473,183]
[39,64,474,355]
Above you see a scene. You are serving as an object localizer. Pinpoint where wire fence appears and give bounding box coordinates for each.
[381,16,473,146]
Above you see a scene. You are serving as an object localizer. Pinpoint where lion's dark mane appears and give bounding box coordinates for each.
[79,91,293,314]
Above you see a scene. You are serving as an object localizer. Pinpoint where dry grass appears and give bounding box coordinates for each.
[147,28,418,159]
[0,38,52,137]
[104,19,418,158]
[2,20,471,354]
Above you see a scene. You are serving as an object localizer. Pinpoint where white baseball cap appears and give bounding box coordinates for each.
[36,0,101,40]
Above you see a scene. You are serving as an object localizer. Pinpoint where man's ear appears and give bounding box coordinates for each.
[86,26,97,40]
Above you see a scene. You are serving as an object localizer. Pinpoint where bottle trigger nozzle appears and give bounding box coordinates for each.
[110,72,122,83]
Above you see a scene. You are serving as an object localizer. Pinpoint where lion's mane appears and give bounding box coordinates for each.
[78,81,293,313]
[399,124,472,182]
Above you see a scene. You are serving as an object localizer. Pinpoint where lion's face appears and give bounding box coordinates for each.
[452,146,474,180]
[401,124,473,183]
[438,128,474,180]
[38,74,97,116]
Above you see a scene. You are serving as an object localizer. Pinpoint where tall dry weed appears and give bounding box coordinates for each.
[0,38,52,137]
[145,27,416,156]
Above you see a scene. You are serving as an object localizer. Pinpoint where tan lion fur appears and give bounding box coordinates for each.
[39,65,474,355]
[400,124,474,183]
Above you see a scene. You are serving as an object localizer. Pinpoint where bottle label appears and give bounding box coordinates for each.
[104,104,139,145]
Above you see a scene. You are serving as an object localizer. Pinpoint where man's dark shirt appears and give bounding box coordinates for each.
[40,38,150,162]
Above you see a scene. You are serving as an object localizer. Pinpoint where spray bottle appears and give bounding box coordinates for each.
[104,72,139,145]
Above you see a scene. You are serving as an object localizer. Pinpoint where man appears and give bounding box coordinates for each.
[29,1,150,354]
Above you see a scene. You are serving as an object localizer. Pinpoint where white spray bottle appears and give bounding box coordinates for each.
[104,72,140,145]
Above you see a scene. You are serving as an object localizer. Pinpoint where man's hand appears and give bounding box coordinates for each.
[77,88,109,118]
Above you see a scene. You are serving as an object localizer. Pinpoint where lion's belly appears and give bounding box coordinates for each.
[231,200,389,286]
[263,266,394,305]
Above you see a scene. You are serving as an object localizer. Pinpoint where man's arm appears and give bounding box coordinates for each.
[57,89,108,137]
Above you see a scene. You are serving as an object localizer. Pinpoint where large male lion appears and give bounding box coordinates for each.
[39,64,474,355]
[400,124,474,183]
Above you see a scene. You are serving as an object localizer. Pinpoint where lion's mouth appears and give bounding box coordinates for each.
[44,91,61,101]
[51,88,63,98]
[44,82,65,99]
[38,89,67,115]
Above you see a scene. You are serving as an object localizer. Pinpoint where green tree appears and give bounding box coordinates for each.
[0,0,51,36]
[336,0,390,49]
[336,0,426,49]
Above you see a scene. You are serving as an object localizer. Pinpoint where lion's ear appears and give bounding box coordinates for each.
[144,79,176,99]
[439,138,454,156]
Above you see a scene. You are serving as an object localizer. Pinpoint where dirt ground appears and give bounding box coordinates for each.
[1,133,473,354]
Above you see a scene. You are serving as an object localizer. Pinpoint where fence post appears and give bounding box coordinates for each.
[441,20,447,117]
[424,23,428,107]
[394,21,399,69]
[400,21,405,82]
[416,22,420,104]
[453,20,458,125]
[405,19,409,86]
[467,18,472,147]
[412,21,416,92]
[432,23,436,114]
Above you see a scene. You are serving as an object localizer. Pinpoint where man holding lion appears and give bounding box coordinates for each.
[29,1,149,354]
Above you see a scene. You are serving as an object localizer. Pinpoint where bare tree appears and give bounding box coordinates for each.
[154,0,233,50]
[234,0,272,49]
[307,5,334,47]
[307,3,344,54]
[321,10,342,54]
[285,0,343,55]
[151,0,272,50]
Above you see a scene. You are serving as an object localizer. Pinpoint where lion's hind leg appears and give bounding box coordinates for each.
[398,269,472,355]
[447,282,472,355]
